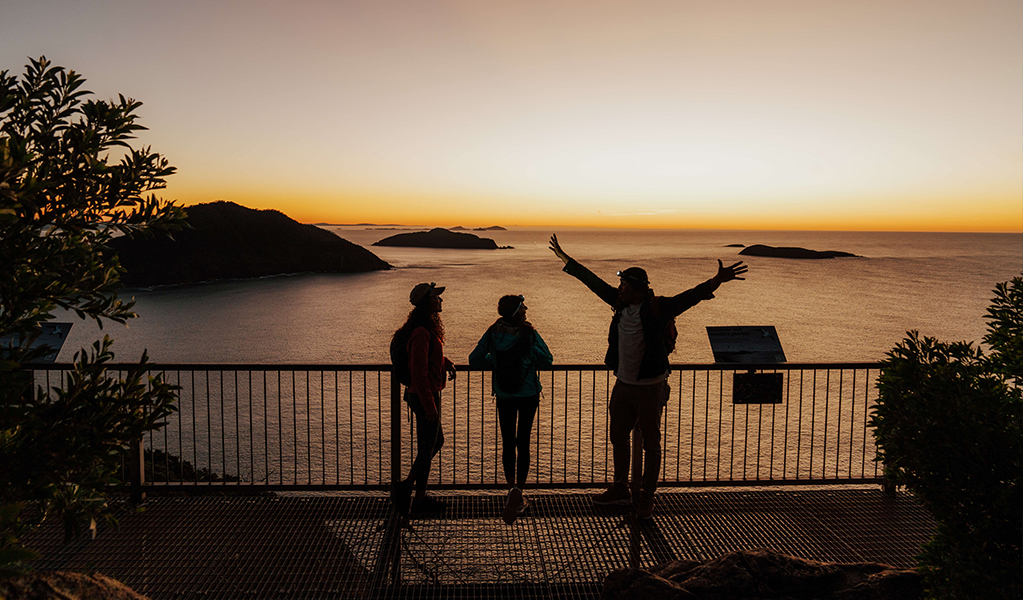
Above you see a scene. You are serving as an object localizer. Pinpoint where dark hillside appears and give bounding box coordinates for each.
[108,201,390,286]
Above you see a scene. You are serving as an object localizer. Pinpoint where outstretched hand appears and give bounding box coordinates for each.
[549,234,571,265]
[715,259,748,283]
[446,363,457,381]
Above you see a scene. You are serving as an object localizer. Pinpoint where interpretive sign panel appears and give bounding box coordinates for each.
[706,326,786,364]
[0,322,73,363]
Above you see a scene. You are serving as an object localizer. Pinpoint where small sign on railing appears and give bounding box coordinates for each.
[707,326,786,404]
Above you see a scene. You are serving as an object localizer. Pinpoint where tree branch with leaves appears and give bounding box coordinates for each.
[0,56,187,577]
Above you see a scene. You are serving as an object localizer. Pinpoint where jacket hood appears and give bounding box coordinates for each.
[490,319,532,351]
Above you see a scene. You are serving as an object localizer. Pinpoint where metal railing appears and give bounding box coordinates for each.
[29,363,884,494]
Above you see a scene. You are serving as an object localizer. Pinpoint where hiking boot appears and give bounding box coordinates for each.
[635,490,655,520]
[503,487,523,524]
[592,483,632,506]
[391,480,412,516]
[411,495,448,513]
[517,495,530,515]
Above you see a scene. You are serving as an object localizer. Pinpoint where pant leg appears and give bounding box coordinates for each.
[609,381,640,485]
[635,381,668,494]
[406,390,443,494]
[514,394,540,488]
[496,398,519,486]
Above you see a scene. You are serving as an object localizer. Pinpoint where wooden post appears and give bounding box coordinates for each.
[631,425,643,495]
[129,437,145,504]
[390,374,402,488]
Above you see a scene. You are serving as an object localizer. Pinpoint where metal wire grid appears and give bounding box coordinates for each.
[23,489,933,600]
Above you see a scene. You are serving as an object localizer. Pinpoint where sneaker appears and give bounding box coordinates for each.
[517,495,530,515]
[391,480,412,516]
[411,495,448,513]
[503,487,523,524]
[635,490,655,520]
[592,483,632,506]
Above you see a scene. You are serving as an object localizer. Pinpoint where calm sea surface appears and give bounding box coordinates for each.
[57,228,1022,366]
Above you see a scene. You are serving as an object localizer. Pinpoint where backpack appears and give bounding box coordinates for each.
[389,328,413,386]
[390,326,434,386]
[491,328,534,395]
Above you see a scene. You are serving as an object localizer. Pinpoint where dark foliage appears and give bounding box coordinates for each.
[872,277,1022,599]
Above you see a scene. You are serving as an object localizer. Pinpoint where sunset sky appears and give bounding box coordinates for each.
[3,0,1021,231]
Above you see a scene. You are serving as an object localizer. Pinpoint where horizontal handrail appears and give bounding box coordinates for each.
[27,361,882,371]
[27,363,885,493]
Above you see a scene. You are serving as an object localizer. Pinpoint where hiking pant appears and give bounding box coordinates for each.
[405,390,444,495]
[496,394,540,488]
[608,380,669,494]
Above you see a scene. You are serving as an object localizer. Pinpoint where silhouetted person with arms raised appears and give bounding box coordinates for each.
[391,283,456,516]
[549,234,747,519]
[469,294,553,524]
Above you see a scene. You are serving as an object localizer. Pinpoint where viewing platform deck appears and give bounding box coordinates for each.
[25,486,934,600]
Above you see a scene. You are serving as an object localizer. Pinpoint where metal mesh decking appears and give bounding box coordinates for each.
[24,488,934,600]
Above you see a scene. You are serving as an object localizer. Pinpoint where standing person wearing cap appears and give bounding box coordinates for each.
[469,295,554,524]
[391,282,456,515]
[548,234,747,519]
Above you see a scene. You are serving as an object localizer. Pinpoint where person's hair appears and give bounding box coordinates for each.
[394,304,444,344]
[493,294,534,333]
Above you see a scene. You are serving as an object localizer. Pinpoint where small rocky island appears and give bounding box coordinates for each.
[739,244,859,259]
[108,201,391,287]
[373,227,499,249]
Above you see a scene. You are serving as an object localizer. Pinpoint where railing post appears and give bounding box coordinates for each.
[129,437,145,504]
[390,373,402,488]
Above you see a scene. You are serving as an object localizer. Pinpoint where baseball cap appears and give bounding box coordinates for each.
[410,282,445,305]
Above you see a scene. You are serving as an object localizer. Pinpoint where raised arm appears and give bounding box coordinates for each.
[661,259,749,316]
[712,259,748,285]
[549,233,618,306]
[549,233,572,265]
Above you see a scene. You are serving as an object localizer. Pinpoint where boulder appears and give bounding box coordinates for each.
[1,571,150,600]
[602,549,921,600]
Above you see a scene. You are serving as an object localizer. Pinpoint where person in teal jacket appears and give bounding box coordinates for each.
[469,294,553,524]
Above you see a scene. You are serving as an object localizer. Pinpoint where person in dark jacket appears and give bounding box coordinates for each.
[469,294,554,524]
[391,282,456,516]
[549,234,747,519]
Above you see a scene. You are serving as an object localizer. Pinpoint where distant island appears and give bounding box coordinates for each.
[373,228,500,249]
[312,222,404,227]
[474,226,506,231]
[738,244,859,259]
[109,201,391,286]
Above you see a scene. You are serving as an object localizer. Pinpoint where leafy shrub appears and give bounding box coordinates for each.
[0,57,185,577]
[873,277,1022,599]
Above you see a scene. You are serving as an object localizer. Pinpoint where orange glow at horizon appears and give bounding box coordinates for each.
[10,1,1018,234]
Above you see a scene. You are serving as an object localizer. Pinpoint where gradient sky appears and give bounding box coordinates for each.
[3,0,1021,231]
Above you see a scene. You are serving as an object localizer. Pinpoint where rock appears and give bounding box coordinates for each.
[1,571,150,600]
[725,243,745,248]
[108,201,391,287]
[372,227,499,249]
[738,244,859,259]
[601,549,920,600]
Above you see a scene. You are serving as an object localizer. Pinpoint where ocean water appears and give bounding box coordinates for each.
[55,227,1022,366]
